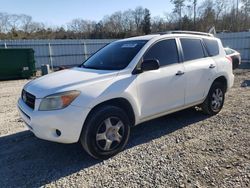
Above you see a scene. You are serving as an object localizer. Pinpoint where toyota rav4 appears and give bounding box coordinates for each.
[18,31,234,159]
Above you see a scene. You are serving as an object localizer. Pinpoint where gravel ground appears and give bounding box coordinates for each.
[0,69,249,188]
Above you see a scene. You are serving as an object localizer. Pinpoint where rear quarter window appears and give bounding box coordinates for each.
[203,39,219,56]
[180,38,205,61]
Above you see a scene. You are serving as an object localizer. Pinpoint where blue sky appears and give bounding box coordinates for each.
[0,0,174,26]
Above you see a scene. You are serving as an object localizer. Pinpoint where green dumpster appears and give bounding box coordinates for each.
[0,48,36,80]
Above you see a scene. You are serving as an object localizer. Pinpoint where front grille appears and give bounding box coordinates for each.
[22,90,36,110]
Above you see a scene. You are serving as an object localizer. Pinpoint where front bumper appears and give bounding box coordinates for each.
[17,98,90,144]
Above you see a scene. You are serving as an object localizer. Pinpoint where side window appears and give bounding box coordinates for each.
[203,38,219,56]
[143,39,179,66]
[180,38,205,61]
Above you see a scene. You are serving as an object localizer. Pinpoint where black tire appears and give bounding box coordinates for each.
[80,105,130,159]
[201,82,225,115]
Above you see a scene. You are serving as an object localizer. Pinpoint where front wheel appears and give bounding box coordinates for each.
[80,106,130,159]
[201,82,225,115]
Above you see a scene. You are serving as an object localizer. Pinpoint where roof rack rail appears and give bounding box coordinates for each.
[157,30,214,37]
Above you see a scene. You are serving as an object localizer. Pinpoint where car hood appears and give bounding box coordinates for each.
[24,67,119,98]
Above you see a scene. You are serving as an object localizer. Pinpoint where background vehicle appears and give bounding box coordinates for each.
[18,31,234,159]
[224,47,241,69]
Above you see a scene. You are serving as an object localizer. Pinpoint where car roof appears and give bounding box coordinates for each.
[119,34,160,41]
[118,32,216,42]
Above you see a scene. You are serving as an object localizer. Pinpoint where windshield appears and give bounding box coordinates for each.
[82,40,148,70]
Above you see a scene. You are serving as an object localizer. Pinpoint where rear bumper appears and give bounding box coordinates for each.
[17,98,90,144]
[228,73,235,90]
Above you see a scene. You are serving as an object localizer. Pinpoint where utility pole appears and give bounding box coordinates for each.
[193,0,197,30]
[236,0,239,19]
[236,0,239,32]
[179,3,182,29]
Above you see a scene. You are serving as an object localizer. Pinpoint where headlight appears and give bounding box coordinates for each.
[39,90,80,111]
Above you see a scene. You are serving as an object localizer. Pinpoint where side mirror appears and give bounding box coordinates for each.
[141,59,160,72]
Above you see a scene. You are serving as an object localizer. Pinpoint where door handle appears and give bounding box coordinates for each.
[209,64,216,69]
[176,71,185,76]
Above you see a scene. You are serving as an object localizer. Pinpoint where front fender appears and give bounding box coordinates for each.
[75,74,141,125]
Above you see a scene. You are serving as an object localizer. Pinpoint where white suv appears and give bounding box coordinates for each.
[18,31,234,159]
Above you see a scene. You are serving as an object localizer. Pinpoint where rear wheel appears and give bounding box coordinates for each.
[80,106,130,159]
[201,82,225,115]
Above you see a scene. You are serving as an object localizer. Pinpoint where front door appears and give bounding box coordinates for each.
[136,39,186,119]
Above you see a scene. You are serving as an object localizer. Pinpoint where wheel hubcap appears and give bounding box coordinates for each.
[96,117,124,151]
[211,88,223,112]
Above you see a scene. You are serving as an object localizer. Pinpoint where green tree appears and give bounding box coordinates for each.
[181,15,193,30]
[190,0,197,29]
[171,0,186,29]
[197,0,216,31]
[133,6,145,34]
[142,8,151,34]
[241,0,250,19]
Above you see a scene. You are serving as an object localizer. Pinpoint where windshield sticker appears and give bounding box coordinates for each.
[121,43,138,48]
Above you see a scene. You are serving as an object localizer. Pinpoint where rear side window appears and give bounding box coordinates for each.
[203,39,219,56]
[143,39,179,66]
[180,38,205,61]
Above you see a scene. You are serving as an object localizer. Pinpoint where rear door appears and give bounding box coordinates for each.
[179,38,217,105]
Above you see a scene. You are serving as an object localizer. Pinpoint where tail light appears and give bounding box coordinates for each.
[226,56,232,63]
